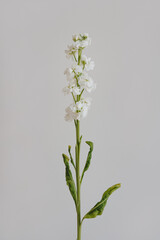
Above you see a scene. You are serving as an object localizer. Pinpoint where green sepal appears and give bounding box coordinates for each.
[68,145,76,169]
[62,154,77,205]
[80,141,93,183]
[82,183,121,220]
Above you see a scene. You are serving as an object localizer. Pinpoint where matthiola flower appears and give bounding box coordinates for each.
[72,34,79,42]
[64,68,74,81]
[64,65,83,81]
[63,82,81,96]
[76,98,91,119]
[65,44,78,59]
[81,55,95,71]
[65,34,91,60]
[79,73,96,93]
[65,106,77,122]
[72,65,83,75]
[65,98,91,121]
[63,33,95,121]
[72,33,91,49]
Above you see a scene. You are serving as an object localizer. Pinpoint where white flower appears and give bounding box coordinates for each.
[80,38,91,48]
[65,98,91,121]
[64,67,73,77]
[71,33,91,49]
[72,34,79,42]
[64,67,74,81]
[63,86,70,95]
[72,65,83,75]
[64,65,83,86]
[72,86,81,95]
[74,41,82,49]
[63,83,81,96]
[65,34,91,60]
[65,44,78,59]
[80,33,91,47]
[79,73,96,93]
[65,106,77,122]
[81,55,95,71]
[76,98,91,119]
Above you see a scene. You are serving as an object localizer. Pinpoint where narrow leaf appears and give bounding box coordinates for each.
[83,183,121,220]
[68,145,76,169]
[81,141,93,183]
[62,154,77,205]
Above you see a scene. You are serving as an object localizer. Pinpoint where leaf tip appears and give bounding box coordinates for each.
[85,141,93,149]
[62,154,69,163]
[116,183,121,188]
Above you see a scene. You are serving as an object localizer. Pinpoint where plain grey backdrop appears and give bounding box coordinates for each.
[1,0,160,239]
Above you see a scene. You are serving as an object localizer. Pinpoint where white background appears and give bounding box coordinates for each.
[1,0,160,239]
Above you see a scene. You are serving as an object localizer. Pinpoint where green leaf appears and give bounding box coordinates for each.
[68,145,76,169]
[83,183,121,220]
[80,141,93,183]
[62,154,77,205]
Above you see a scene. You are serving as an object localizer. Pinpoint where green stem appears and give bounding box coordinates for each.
[72,92,76,103]
[79,89,84,100]
[73,53,77,62]
[76,119,81,240]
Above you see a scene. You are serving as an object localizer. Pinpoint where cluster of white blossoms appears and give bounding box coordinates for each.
[63,33,96,122]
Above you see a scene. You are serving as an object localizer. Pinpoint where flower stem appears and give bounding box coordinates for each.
[75,119,81,240]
